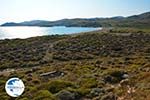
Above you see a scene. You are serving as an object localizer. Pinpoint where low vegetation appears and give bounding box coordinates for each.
[0,28,150,100]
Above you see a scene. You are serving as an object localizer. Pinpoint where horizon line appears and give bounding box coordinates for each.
[1,11,150,24]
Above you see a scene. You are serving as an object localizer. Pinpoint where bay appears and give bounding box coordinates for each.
[0,26,100,39]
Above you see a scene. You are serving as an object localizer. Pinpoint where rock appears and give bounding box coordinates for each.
[104,71,128,83]
[40,71,65,78]
[90,88,105,97]
[95,60,102,64]
[101,92,117,100]
[25,70,32,74]
[27,73,32,77]
[105,86,115,92]
[104,75,113,83]
[122,74,129,79]
[120,79,129,86]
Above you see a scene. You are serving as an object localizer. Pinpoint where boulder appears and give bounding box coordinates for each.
[40,71,65,78]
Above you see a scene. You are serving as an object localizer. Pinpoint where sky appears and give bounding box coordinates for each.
[0,0,150,24]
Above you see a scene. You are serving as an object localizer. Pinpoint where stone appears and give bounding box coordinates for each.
[101,92,117,100]
[40,71,65,78]
[90,88,105,97]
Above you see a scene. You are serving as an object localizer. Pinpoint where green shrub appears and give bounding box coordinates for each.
[76,88,91,96]
[0,80,5,86]
[18,97,29,100]
[80,78,98,88]
[34,90,55,100]
[0,93,10,100]
[48,80,76,93]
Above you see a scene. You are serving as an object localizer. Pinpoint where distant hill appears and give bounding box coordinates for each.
[127,12,150,19]
[1,11,150,28]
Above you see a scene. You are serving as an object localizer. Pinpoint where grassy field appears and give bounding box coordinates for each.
[0,29,150,100]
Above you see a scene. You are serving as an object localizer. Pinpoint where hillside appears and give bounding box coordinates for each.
[1,12,150,28]
[0,30,150,100]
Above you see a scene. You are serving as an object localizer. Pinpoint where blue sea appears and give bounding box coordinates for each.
[0,26,100,39]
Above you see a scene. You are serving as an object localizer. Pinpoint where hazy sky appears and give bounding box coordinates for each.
[0,0,150,24]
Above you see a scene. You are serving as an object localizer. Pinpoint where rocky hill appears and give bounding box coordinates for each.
[1,12,150,28]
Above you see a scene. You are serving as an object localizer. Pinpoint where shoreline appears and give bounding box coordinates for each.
[0,26,101,40]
